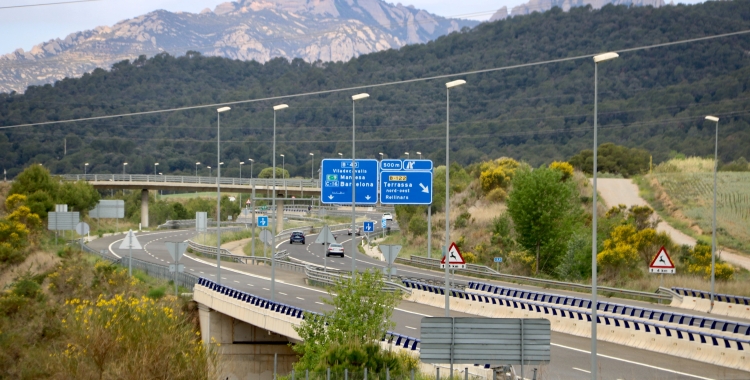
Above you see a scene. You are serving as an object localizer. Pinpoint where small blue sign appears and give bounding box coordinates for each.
[382,218,387,228]
[257,215,269,227]
[402,160,433,171]
[494,257,503,263]
[363,221,374,232]
[380,159,403,171]
[379,170,433,205]
[321,159,378,205]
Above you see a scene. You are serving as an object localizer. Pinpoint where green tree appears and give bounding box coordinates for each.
[293,269,401,372]
[57,180,100,216]
[9,165,57,219]
[258,167,290,179]
[568,143,650,177]
[506,167,580,275]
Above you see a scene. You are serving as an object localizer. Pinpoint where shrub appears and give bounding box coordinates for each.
[407,215,427,237]
[683,242,734,280]
[454,211,472,229]
[549,161,574,181]
[485,187,507,202]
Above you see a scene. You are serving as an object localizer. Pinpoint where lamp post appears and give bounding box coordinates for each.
[207,166,211,177]
[280,154,285,179]
[379,152,384,161]
[351,93,369,277]
[84,162,89,176]
[154,162,159,176]
[417,151,422,159]
[248,159,254,179]
[444,79,465,318]
[405,152,409,159]
[706,115,720,313]
[195,162,201,176]
[272,104,288,302]
[338,152,343,159]
[215,106,231,285]
[239,161,245,205]
[591,52,618,379]
[309,153,315,179]
[123,162,128,174]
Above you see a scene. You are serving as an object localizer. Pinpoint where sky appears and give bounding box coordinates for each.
[0,0,703,56]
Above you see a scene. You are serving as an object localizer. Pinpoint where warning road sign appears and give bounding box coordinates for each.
[440,242,466,269]
[649,246,675,274]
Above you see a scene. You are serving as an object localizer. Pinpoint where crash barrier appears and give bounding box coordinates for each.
[80,243,200,290]
[468,281,750,338]
[304,265,412,295]
[397,256,670,303]
[197,277,420,350]
[61,173,319,189]
[403,280,750,372]
[671,287,750,319]
[187,240,289,263]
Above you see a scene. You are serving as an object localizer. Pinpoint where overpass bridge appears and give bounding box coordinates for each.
[62,174,322,230]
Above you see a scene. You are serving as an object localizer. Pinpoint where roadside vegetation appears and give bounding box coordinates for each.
[392,147,748,297]
[0,166,217,378]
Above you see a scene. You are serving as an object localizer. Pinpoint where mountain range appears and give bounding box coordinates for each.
[0,0,671,94]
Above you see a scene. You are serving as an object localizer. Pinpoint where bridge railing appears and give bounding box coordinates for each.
[60,174,320,189]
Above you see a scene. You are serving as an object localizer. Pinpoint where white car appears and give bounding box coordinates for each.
[327,243,345,257]
[382,212,393,221]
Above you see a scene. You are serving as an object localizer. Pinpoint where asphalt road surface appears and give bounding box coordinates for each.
[88,230,750,380]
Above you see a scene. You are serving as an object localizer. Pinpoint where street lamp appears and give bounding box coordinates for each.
[280,154,285,179]
[207,166,211,177]
[154,162,159,175]
[248,159,254,179]
[123,162,128,174]
[351,93,369,276]
[195,162,200,176]
[239,161,245,205]
[338,152,343,158]
[379,152,384,161]
[405,152,409,159]
[417,151,422,159]
[271,103,288,302]
[444,79,466,319]
[706,115,720,313]
[84,162,89,176]
[309,153,315,179]
[590,51,617,379]
[216,106,231,285]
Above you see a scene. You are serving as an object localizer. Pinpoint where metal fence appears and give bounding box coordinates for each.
[397,256,671,302]
[61,174,319,188]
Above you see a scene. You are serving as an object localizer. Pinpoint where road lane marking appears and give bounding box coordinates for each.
[247,284,254,286]
[296,297,305,300]
[234,281,240,283]
[405,326,416,330]
[572,368,590,374]
[279,292,287,296]
[315,302,324,305]
[551,343,714,380]
[263,288,270,291]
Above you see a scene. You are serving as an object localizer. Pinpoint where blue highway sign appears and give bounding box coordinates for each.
[381,218,387,228]
[257,215,269,227]
[321,159,378,205]
[363,221,374,232]
[380,161,433,205]
[494,257,503,263]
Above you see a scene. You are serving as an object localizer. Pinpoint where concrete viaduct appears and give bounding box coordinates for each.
[61,174,321,230]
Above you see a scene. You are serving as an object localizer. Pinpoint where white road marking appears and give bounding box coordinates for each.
[405,326,416,330]
[315,302,324,305]
[551,343,714,380]
[234,281,240,283]
[296,297,305,300]
[263,288,270,291]
[279,292,287,296]
[247,284,254,286]
[200,271,204,274]
[394,308,432,317]
[572,368,590,374]
[189,269,194,271]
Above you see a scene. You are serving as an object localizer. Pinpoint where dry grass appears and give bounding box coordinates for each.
[604,273,750,298]
[0,250,60,289]
[654,157,715,173]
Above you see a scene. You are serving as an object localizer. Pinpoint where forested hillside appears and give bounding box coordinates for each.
[1,1,749,178]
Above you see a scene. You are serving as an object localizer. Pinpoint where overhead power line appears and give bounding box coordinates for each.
[0,0,100,10]
[2,28,750,131]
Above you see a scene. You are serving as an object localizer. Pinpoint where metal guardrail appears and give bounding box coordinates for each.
[305,265,412,295]
[397,256,671,302]
[80,243,199,290]
[60,174,320,189]
[187,240,288,263]
[673,287,750,305]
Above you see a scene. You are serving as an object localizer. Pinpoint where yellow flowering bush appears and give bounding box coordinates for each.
[479,157,519,194]
[549,161,574,181]
[685,242,734,281]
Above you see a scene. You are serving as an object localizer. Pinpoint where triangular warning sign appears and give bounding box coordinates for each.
[440,242,466,269]
[649,246,675,274]
[118,229,142,250]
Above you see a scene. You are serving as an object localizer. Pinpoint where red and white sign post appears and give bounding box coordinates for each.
[649,246,676,274]
[441,242,466,269]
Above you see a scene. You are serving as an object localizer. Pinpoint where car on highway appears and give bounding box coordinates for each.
[382,212,393,221]
[326,243,345,257]
[289,231,305,244]
[347,226,361,236]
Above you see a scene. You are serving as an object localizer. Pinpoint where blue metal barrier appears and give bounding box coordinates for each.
[672,287,750,305]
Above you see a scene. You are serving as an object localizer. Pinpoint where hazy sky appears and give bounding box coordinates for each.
[0,0,702,56]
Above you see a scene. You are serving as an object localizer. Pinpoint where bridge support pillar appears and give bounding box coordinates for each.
[276,199,284,233]
[198,304,297,379]
[141,189,149,228]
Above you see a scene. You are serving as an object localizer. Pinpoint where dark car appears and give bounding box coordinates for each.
[290,231,305,244]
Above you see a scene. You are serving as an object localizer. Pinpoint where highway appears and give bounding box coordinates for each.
[88,229,750,379]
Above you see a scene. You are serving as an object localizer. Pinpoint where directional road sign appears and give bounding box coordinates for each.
[381,218,387,229]
[321,159,378,204]
[48,212,80,231]
[493,257,503,263]
[649,246,675,274]
[196,212,208,232]
[363,221,374,233]
[165,241,188,262]
[257,215,269,227]
[380,159,433,205]
[119,230,142,250]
